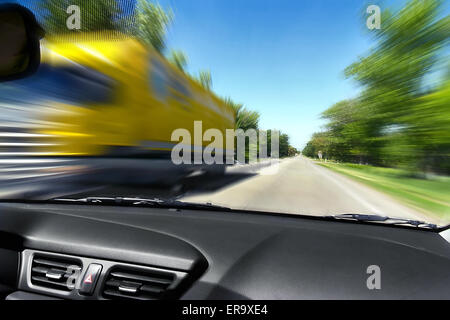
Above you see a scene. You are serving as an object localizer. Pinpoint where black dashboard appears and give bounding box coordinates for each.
[0,202,450,300]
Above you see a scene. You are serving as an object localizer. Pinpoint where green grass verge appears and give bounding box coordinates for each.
[316,162,450,223]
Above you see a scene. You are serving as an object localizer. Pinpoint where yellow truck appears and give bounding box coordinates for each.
[38,34,234,157]
[0,33,235,182]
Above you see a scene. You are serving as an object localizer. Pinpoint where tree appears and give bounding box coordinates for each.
[302,132,332,159]
[288,146,298,157]
[135,0,173,53]
[168,50,188,72]
[279,133,290,158]
[196,70,213,90]
[40,0,123,34]
[344,0,448,169]
[306,0,449,174]
[320,99,369,162]
[224,98,260,131]
[406,78,450,173]
[40,0,174,54]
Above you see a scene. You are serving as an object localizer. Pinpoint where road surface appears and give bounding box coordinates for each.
[181,156,429,222]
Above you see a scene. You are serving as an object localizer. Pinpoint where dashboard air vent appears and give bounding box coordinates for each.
[30,254,82,292]
[103,267,187,300]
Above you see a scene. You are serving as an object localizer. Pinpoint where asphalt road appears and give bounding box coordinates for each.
[0,155,431,223]
[181,156,429,222]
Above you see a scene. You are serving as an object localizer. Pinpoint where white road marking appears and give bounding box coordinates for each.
[308,160,383,215]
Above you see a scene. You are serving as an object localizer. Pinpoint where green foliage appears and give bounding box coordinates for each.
[168,50,188,72]
[40,0,123,33]
[265,130,293,158]
[196,70,213,90]
[279,133,290,158]
[224,98,260,131]
[302,132,333,159]
[320,99,369,162]
[287,146,299,157]
[135,0,173,53]
[221,98,296,160]
[304,0,450,174]
[40,0,173,53]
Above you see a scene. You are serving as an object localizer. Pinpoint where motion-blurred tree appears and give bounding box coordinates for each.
[168,50,188,72]
[135,0,173,53]
[407,78,450,173]
[40,0,173,54]
[40,0,123,33]
[305,0,449,174]
[196,70,213,90]
[320,99,369,163]
[344,0,449,170]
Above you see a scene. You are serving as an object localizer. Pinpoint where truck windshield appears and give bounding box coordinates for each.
[0,63,114,105]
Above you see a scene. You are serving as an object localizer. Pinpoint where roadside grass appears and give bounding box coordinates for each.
[316,162,450,224]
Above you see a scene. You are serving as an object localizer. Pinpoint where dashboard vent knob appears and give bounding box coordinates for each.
[103,267,188,300]
[30,254,82,292]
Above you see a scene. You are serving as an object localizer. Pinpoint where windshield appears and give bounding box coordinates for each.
[1,63,115,105]
[0,0,449,228]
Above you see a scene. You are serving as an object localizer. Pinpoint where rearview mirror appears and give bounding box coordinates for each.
[0,3,44,82]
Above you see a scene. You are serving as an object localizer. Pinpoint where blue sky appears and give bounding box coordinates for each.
[157,0,380,148]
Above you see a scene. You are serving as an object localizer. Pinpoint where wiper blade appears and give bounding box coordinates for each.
[328,213,438,229]
[52,196,232,212]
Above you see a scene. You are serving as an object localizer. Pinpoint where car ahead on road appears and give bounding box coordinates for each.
[0,2,449,303]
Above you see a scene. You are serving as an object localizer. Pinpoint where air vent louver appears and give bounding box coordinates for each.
[30,255,82,292]
[103,267,187,300]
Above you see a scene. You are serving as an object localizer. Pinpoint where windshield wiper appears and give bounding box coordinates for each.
[4,197,444,229]
[327,213,439,229]
[52,196,232,212]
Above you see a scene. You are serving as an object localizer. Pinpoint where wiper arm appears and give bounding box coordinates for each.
[52,196,232,212]
[328,213,438,229]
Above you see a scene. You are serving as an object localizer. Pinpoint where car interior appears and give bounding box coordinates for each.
[1,200,450,300]
[0,1,449,302]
